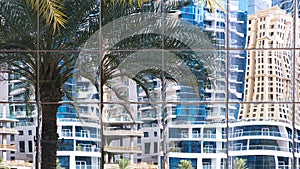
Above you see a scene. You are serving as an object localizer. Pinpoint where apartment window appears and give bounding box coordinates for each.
[18,130,24,135]
[10,135,15,141]
[19,141,25,153]
[144,143,151,154]
[28,130,32,135]
[28,141,33,152]
[154,131,158,137]
[154,142,158,153]
[144,132,149,138]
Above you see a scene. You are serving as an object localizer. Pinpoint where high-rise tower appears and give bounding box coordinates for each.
[180,0,248,122]
[239,6,295,121]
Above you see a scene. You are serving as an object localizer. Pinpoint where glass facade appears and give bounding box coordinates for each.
[1,0,300,169]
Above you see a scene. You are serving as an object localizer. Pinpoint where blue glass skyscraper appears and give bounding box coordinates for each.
[180,0,248,121]
[159,1,249,168]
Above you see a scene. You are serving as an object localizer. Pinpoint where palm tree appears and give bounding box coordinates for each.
[26,0,66,32]
[178,160,192,169]
[0,0,99,168]
[118,158,131,169]
[28,0,224,31]
[0,1,217,169]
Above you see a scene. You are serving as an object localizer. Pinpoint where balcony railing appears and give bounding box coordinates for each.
[3,160,33,167]
[104,146,141,152]
[76,165,99,169]
[0,114,17,120]
[58,118,99,124]
[75,132,99,139]
[168,147,226,153]
[230,145,290,152]
[0,144,16,150]
[229,130,282,138]
[60,132,73,137]
[278,165,291,169]
[0,128,18,134]
[103,130,142,136]
[15,122,34,127]
[105,163,157,169]
[140,114,157,119]
[76,146,100,152]
[141,123,158,128]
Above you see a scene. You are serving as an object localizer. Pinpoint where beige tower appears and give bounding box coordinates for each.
[238,6,298,123]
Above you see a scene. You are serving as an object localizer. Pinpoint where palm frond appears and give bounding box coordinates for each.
[202,0,225,13]
[26,0,67,32]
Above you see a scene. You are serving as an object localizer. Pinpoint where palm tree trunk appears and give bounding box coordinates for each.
[41,103,60,169]
[39,83,63,169]
[100,101,105,169]
[99,70,105,169]
[161,74,168,169]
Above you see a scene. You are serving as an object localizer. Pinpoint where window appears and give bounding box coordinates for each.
[144,132,149,137]
[154,142,158,153]
[28,141,33,152]
[144,143,151,154]
[80,130,89,138]
[28,130,32,135]
[19,141,25,153]
[10,135,15,141]
[18,130,24,135]
[154,131,157,137]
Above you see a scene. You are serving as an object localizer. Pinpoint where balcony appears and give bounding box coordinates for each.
[76,145,100,152]
[105,163,157,169]
[141,123,159,128]
[3,160,33,168]
[168,147,226,153]
[104,146,141,153]
[0,144,16,151]
[0,128,18,134]
[103,117,142,124]
[204,25,225,32]
[77,91,91,99]
[0,114,17,122]
[230,145,290,152]
[60,132,73,137]
[75,132,99,139]
[103,130,142,137]
[230,130,282,138]
[15,121,34,127]
[204,12,225,21]
[76,165,99,169]
[140,114,157,121]
[58,118,100,125]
